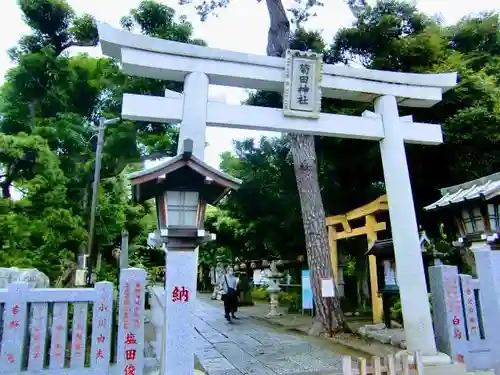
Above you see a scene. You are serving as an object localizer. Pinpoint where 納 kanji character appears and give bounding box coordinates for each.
[7,353,15,364]
[97,334,105,343]
[299,63,310,75]
[124,364,136,375]
[9,320,19,328]
[125,332,137,345]
[11,304,20,316]
[125,349,136,361]
[96,349,104,359]
[172,286,189,303]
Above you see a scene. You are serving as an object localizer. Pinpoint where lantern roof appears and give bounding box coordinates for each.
[424,172,500,212]
[365,235,444,260]
[128,139,242,204]
[366,231,437,259]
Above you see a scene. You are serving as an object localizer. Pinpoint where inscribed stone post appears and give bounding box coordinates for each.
[117,268,147,375]
[473,247,500,365]
[164,248,197,375]
[49,301,69,370]
[27,298,48,371]
[429,265,467,362]
[0,282,29,373]
[457,274,494,371]
[91,281,114,371]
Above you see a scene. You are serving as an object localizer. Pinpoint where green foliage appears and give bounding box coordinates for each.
[9,0,98,60]
[391,294,433,325]
[0,0,205,281]
[251,286,268,301]
[390,298,402,324]
[278,290,301,313]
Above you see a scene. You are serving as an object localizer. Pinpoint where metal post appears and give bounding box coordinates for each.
[120,230,129,270]
[86,117,120,285]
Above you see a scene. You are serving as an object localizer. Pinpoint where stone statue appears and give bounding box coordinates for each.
[209,267,216,285]
[215,263,225,283]
[211,263,225,300]
[270,260,279,275]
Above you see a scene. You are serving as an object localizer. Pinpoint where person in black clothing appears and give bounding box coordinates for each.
[220,267,239,322]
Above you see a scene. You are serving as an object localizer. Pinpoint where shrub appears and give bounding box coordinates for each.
[251,286,268,300]
[390,293,433,326]
[278,291,301,313]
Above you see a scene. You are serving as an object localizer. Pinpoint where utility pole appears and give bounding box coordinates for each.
[86,116,120,285]
[120,230,129,270]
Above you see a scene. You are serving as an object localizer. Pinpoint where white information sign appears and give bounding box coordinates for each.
[321,278,335,298]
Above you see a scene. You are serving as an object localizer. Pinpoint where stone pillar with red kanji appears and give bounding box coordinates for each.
[164,242,198,375]
[117,268,146,375]
[429,265,468,363]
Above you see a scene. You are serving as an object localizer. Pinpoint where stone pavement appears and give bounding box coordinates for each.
[194,299,346,375]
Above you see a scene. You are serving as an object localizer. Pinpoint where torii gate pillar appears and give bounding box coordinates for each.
[376,95,436,353]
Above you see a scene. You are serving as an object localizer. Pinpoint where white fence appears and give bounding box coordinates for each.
[341,352,423,375]
[0,268,146,375]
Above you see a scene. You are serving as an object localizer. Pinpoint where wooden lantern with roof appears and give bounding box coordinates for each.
[128,138,242,249]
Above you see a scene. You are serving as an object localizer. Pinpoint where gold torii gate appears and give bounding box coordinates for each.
[326,195,388,323]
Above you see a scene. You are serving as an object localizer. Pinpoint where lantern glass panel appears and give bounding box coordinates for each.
[461,210,474,233]
[166,191,199,227]
[472,207,485,232]
[488,203,500,232]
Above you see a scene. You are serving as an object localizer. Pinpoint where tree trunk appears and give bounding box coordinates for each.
[264,0,345,332]
[1,180,12,199]
[289,134,345,332]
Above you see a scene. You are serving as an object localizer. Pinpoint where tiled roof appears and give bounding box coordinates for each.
[424,172,500,211]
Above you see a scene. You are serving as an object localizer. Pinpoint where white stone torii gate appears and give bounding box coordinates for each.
[98,22,458,372]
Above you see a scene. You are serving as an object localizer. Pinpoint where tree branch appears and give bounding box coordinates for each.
[60,39,98,54]
[265,0,290,57]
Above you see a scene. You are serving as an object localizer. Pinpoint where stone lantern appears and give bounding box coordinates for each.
[424,172,500,250]
[128,138,241,374]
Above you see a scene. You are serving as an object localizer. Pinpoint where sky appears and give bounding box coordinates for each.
[2,0,500,168]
